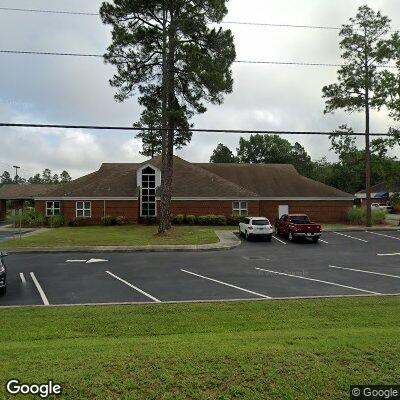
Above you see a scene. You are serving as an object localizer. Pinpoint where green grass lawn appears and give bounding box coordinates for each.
[1,225,235,249]
[0,297,399,399]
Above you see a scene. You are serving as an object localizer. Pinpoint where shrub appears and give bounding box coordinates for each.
[196,215,208,225]
[115,216,128,225]
[68,217,92,227]
[390,192,400,212]
[346,207,386,225]
[101,215,116,226]
[371,209,387,225]
[46,215,64,228]
[12,208,45,228]
[172,214,185,225]
[227,215,247,226]
[196,215,226,226]
[185,215,196,225]
[141,216,156,225]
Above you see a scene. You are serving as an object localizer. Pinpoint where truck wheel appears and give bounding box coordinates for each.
[0,286,6,296]
[289,232,295,242]
[312,237,319,243]
[245,231,251,241]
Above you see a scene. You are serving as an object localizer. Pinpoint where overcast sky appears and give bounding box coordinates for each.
[0,0,399,179]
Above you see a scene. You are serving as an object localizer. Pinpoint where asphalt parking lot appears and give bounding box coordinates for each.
[1,230,400,307]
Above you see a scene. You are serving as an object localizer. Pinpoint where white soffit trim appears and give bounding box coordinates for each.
[34,197,138,201]
[171,197,354,201]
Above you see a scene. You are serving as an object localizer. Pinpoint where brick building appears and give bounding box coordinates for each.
[0,156,354,224]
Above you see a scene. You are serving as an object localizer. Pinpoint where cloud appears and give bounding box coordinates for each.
[0,0,398,178]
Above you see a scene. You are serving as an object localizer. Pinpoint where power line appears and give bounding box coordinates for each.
[0,7,98,16]
[0,122,393,137]
[0,6,392,32]
[1,50,397,68]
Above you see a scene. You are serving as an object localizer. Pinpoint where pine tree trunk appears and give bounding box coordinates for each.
[364,43,372,228]
[158,2,176,234]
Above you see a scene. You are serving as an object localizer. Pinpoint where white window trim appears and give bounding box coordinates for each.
[140,167,157,218]
[232,201,248,216]
[76,201,91,218]
[46,201,61,217]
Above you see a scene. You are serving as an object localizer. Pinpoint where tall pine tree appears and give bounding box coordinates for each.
[101,0,235,233]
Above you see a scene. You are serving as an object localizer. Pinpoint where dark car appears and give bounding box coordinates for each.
[275,214,322,243]
[0,252,7,295]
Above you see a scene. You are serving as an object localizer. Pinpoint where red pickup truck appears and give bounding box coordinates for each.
[275,214,322,243]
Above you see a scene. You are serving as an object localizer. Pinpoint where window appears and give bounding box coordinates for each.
[289,215,310,224]
[141,167,156,217]
[76,201,91,218]
[232,201,248,216]
[46,201,60,216]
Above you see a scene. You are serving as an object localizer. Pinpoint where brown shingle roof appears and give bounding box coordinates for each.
[44,164,141,198]
[197,163,353,198]
[147,156,257,198]
[0,184,57,199]
[29,156,353,199]
[356,182,400,195]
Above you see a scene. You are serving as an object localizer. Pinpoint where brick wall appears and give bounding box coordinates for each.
[170,200,260,218]
[260,200,354,223]
[35,200,139,225]
[34,198,352,225]
[0,200,6,222]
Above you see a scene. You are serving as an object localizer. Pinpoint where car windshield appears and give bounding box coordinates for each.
[289,216,310,224]
[252,220,270,226]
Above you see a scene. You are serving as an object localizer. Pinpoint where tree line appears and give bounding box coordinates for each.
[0,169,72,186]
[209,129,400,195]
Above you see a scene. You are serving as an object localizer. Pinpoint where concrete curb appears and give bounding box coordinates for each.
[323,227,400,232]
[4,230,242,254]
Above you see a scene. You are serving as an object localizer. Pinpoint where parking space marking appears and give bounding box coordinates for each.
[255,267,382,295]
[329,265,400,279]
[19,273,26,285]
[181,269,271,299]
[319,239,329,244]
[366,231,400,241]
[30,272,50,306]
[332,232,368,243]
[272,235,287,245]
[105,271,161,303]
[378,253,400,257]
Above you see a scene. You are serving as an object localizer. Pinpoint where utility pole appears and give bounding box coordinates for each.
[13,165,20,183]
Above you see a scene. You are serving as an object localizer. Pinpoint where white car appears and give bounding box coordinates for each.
[371,203,393,213]
[239,217,274,242]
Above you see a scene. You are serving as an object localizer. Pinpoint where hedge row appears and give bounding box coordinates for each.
[8,208,64,228]
[172,214,247,226]
[346,207,386,225]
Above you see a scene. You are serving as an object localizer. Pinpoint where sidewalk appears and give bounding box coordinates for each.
[4,230,241,254]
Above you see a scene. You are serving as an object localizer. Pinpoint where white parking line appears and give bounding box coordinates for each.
[332,232,368,243]
[319,239,329,244]
[272,235,287,245]
[30,272,50,306]
[105,271,161,303]
[378,253,400,257]
[181,269,271,299]
[366,231,400,241]
[19,273,26,285]
[255,267,381,295]
[329,265,400,279]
